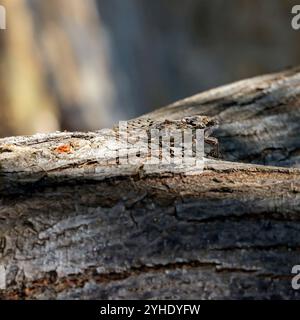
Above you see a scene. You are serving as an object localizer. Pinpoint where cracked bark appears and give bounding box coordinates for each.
[1,67,300,299]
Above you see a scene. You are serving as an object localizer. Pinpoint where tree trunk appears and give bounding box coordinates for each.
[0,0,121,136]
[0,67,300,299]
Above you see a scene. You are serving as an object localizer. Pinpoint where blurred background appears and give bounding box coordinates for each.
[0,0,300,137]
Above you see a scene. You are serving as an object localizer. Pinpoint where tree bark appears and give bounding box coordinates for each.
[0,67,300,299]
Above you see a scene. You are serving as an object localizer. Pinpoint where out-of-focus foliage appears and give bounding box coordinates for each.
[0,0,299,137]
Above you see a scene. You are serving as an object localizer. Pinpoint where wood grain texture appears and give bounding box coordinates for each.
[0,67,300,299]
[144,66,300,167]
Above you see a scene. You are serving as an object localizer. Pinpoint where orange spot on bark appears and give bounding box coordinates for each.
[54,144,72,153]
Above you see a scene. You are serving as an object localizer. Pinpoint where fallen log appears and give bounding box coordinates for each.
[0,67,300,299]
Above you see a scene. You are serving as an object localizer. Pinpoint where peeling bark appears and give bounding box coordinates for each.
[1,67,300,299]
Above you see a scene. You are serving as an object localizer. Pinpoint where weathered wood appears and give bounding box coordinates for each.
[145,66,300,167]
[1,67,300,299]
